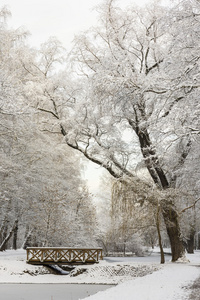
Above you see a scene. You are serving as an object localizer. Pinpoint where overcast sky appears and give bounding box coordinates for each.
[3,0,150,49]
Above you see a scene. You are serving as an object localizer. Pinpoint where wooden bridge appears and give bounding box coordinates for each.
[26,247,103,264]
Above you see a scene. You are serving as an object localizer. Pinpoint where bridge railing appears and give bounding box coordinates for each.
[26,247,103,264]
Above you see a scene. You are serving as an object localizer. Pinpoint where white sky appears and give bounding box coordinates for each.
[3,0,150,49]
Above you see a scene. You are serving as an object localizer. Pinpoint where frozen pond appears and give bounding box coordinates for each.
[104,252,172,263]
[0,283,114,300]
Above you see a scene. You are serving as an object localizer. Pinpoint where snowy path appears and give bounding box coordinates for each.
[81,263,200,300]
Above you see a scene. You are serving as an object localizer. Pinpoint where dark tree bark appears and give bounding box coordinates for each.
[0,220,18,251]
[156,206,165,264]
[128,116,185,262]
[12,219,18,250]
[123,242,126,257]
[161,201,185,261]
[197,233,200,250]
[186,228,195,254]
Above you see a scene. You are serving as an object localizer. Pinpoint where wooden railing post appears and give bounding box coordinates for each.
[41,249,44,262]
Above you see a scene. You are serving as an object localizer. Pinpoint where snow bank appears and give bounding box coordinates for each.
[0,249,159,284]
[82,252,200,300]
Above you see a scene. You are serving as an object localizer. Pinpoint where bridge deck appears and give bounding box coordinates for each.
[26,247,103,265]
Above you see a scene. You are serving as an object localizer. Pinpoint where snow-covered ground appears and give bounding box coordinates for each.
[82,251,200,300]
[0,249,200,299]
[0,249,159,284]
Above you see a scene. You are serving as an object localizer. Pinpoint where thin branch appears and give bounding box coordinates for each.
[180,198,200,214]
[37,107,59,119]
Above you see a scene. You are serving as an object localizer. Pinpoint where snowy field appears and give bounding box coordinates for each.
[0,249,200,299]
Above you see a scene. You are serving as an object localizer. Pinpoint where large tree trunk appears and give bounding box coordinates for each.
[133,121,185,261]
[161,201,185,261]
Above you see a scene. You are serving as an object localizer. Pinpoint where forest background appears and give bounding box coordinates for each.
[0,0,200,263]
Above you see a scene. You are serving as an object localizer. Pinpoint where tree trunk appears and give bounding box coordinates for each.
[156,205,165,264]
[22,226,32,249]
[12,220,18,250]
[0,220,18,251]
[186,228,195,254]
[161,202,185,261]
[197,233,200,250]
[134,122,185,261]
[0,225,8,251]
[123,242,126,257]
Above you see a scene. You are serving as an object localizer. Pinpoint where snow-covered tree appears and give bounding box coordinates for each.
[0,8,98,250]
[51,0,200,261]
